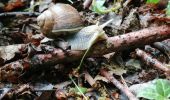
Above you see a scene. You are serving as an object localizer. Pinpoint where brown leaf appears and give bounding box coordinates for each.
[4,0,25,11]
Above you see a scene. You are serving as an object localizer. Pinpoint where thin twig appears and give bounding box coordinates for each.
[100,69,138,100]
[135,48,170,74]
[83,0,92,9]
[152,42,170,61]
[0,12,40,17]
[84,71,96,87]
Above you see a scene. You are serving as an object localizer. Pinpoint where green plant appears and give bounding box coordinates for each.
[91,0,121,14]
[69,75,88,100]
[146,0,160,4]
[166,1,170,16]
[91,0,108,14]
[137,79,170,100]
[146,0,170,17]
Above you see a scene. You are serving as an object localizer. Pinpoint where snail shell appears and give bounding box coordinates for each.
[37,3,83,39]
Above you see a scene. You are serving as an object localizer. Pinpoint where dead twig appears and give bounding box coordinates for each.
[84,71,100,91]
[84,71,96,87]
[152,42,170,61]
[0,12,40,17]
[83,0,92,9]
[135,48,170,75]
[100,69,138,100]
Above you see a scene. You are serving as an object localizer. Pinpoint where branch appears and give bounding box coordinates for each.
[31,25,170,63]
[0,25,170,82]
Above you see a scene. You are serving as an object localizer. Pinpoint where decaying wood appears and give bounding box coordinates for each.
[100,69,138,100]
[0,25,170,82]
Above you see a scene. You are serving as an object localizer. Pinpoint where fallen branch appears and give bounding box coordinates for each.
[100,69,138,100]
[32,25,170,63]
[0,25,170,82]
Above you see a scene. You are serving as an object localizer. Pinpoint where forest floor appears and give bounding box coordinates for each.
[0,0,169,100]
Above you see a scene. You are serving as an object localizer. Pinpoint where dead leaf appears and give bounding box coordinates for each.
[0,44,23,61]
[94,75,109,83]
[125,59,142,70]
[104,63,127,76]
[4,0,25,11]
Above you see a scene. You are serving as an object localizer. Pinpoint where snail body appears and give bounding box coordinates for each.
[37,3,83,39]
[67,25,105,50]
[66,19,113,50]
[69,19,113,72]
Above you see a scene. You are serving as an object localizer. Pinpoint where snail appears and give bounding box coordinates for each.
[65,19,113,71]
[37,3,113,72]
[37,3,84,39]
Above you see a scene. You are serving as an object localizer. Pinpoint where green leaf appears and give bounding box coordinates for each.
[91,0,121,14]
[137,79,170,100]
[92,0,108,14]
[156,79,170,98]
[137,84,159,100]
[166,1,170,17]
[146,0,160,4]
